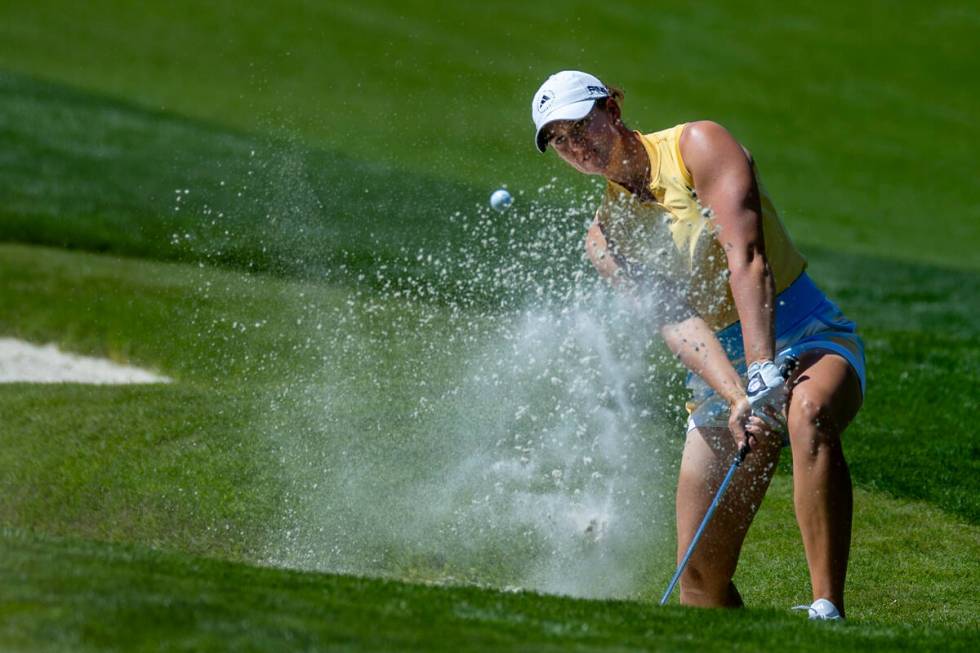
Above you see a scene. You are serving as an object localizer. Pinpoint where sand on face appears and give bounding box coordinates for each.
[0,338,171,384]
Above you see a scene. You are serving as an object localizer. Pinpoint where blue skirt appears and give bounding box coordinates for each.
[685,272,866,433]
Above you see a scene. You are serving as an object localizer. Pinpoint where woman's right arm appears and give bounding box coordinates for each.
[660,317,760,448]
[585,218,762,448]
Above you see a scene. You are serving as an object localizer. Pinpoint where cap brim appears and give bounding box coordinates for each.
[534,99,596,152]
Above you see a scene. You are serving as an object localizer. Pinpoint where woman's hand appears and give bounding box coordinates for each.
[585,219,628,287]
[728,395,753,450]
[728,394,776,451]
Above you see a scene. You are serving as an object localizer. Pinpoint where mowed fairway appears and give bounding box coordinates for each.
[1,1,978,651]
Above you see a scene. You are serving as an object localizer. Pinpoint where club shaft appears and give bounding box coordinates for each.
[659,450,745,606]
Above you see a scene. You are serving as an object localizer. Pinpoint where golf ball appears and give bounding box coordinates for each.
[489,189,513,212]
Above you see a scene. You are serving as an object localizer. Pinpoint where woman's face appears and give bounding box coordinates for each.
[545,103,619,176]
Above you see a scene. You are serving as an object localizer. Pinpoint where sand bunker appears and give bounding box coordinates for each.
[0,338,171,384]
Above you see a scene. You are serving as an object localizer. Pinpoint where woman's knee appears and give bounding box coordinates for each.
[788,391,844,458]
[786,353,863,451]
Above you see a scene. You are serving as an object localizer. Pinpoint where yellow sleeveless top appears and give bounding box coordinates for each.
[595,124,807,331]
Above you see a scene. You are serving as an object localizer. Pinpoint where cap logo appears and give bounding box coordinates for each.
[537,90,555,114]
[587,85,607,96]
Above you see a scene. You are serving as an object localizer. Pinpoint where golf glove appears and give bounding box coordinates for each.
[746,359,789,423]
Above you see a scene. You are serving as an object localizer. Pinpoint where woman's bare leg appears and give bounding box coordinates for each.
[786,351,863,616]
[675,425,782,607]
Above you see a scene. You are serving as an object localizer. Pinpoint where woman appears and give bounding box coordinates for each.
[531,71,865,619]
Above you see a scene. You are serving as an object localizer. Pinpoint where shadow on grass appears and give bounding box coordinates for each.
[0,69,490,281]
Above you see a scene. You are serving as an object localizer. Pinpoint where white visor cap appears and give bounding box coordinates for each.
[531,71,609,152]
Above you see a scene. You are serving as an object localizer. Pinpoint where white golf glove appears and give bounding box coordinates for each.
[746,359,789,427]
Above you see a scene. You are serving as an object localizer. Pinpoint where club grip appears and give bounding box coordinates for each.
[778,355,799,380]
[736,442,751,464]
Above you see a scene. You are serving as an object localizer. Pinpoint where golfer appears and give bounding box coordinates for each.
[531,71,865,620]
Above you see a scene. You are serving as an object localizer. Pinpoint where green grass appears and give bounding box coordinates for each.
[0,0,978,649]
[0,384,278,560]
[2,526,976,652]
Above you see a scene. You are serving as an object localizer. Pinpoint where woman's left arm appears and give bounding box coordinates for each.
[679,121,775,365]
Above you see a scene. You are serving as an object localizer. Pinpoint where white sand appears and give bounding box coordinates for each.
[0,338,171,384]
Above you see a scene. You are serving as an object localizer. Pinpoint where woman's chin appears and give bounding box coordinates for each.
[574,160,604,175]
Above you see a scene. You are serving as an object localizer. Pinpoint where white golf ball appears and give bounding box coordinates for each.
[489,189,513,212]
